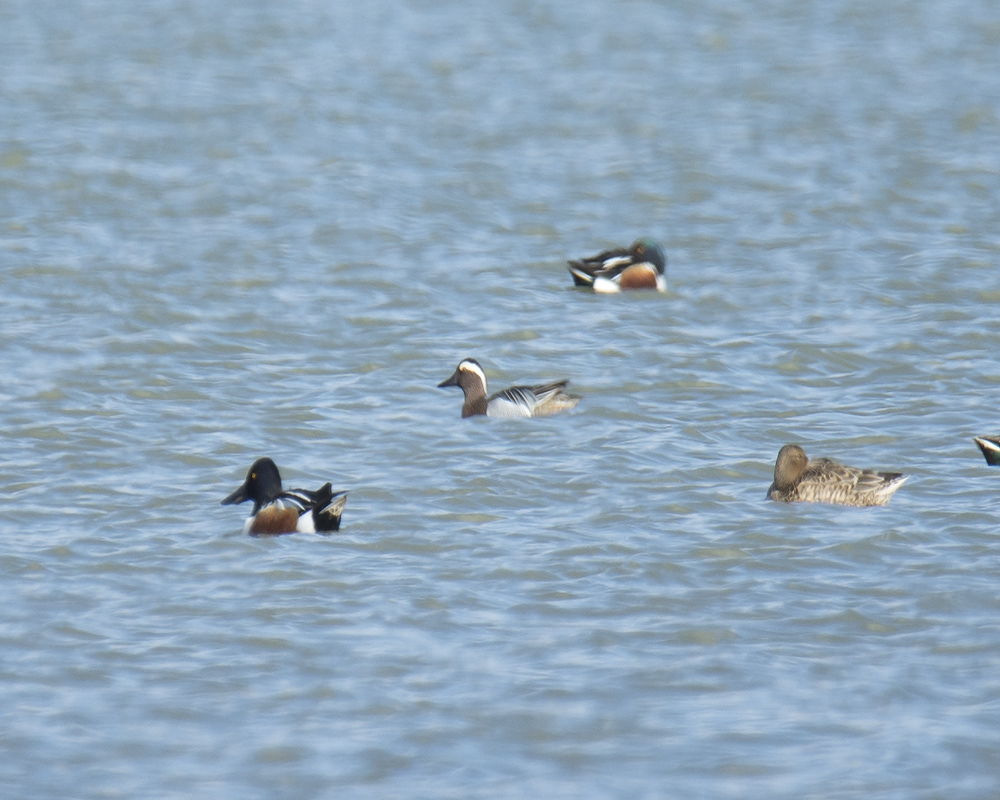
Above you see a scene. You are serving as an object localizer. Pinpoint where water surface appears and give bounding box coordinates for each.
[2,0,999,797]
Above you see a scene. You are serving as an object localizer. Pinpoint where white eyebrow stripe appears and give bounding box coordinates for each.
[459,360,487,389]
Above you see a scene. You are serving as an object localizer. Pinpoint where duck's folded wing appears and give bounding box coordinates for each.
[798,458,860,490]
[859,469,906,493]
[589,246,633,267]
[853,469,888,492]
[487,386,538,417]
[280,487,324,514]
[568,248,633,284]
[802,459,905,503]
[528,380,571,401]
[567,262,597,286]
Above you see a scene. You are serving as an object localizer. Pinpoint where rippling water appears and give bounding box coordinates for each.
[3,0,1000,797]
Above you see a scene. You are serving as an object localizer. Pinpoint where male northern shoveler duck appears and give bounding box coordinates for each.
[766,444,907,507]
[438,358,580,418]
[221,457,348,534]
[567,239,667,293]
[973,436,1000,466]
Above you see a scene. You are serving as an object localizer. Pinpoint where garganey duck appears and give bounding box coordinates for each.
[438,358,580,418]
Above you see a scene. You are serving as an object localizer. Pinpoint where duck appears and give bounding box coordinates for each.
[567,239,666,292]
[222,457,348,534]
[438,358,580,418]
[766,444,907,507]
[973,436,1000,466]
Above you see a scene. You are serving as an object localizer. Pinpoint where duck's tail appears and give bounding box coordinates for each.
[313,484,348,532]
[973,436,1000,466]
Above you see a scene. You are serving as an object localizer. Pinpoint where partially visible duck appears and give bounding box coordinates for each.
[438,358,580,418]
[767,444,907,507]
[222,457,348,534]
[973,436,1000,466]
[567,239,666,293]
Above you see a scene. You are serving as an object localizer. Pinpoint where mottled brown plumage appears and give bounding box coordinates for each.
[767,444,906,507]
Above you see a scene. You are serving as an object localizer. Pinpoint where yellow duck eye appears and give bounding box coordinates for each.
[251,473,256,479]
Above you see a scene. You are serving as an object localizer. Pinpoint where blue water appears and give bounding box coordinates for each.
[2,0,999,797]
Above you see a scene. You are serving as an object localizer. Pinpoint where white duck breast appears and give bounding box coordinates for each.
[593,276,623,293]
